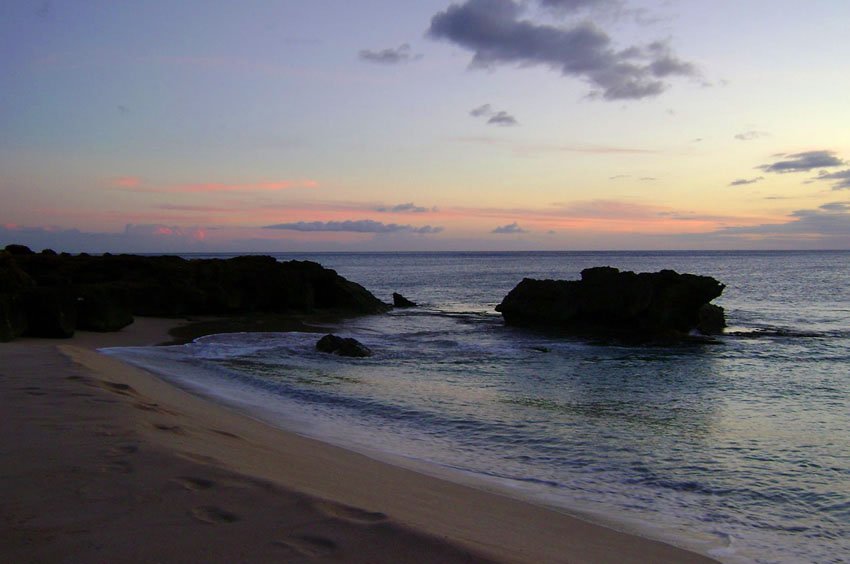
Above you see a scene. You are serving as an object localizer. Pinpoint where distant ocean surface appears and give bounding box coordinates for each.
[105,251,850,563]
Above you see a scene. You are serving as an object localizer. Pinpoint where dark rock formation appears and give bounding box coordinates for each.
[316,334,372,357]
[0,245,389,341]
[0,251,34,341]
[4,244,35,256]
[696,303,726,335]
[496,266,725,343]
[0,293,28,342]
[392,292,417,308]
[76,285,134,332]
[22,287,77,338]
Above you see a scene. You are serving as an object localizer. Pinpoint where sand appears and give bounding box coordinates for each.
[0,318,717,563]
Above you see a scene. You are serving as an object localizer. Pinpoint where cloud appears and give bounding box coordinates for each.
[470,104,492,118]
[111,176,142,188]
[488,111,519,126]
[819,202,850,211]
[454,136,654,154]
[428,0,697,100]
[359,44,422,64]
[716,203,850,239]
[729,176,764,186]
[734,130,769,141]
[538,0,617,12]
[263,220,442,234]
[376,203,434,213]
[0,224,208,253]
[817,169,850,190]
[492,222,527,234]
[758,150,844,173]
[110,179,318,193]
[469,104,519,126]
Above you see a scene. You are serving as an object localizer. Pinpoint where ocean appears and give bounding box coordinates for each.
[104,251,850,563]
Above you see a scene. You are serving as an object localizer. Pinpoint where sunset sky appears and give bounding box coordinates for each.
[3,0,850,252]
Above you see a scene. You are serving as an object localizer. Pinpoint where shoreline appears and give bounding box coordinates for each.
[2,317,717,563]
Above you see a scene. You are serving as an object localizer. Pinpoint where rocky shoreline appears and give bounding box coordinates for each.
[2,245,727,345]
[0,245,388,342]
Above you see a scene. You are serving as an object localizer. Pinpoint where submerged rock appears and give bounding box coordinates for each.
[316,334,372,357]
[495,266,725,343]
[392,292,417,308]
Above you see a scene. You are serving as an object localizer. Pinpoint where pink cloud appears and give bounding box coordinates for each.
[171,180,318,193]
[111,176,142,188]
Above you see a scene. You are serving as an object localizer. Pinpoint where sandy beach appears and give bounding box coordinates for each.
[1,318,717,563]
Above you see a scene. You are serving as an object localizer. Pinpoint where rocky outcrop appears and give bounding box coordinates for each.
[0,251,34,341]
[315,334,372,357]
[0,245,389,341]
[392,292,417,308]
[496,266,725,343]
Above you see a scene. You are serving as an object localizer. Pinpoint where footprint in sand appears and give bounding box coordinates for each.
[133,401,175,414]
[191,506,239,524]
[273,535,338,557]
[102,381,136,395]
[209,428,242,440]
[313,501,388,524]
[107,444,139,456]
[174,476,216,491]
[152,423,185,434]
[178,452,220,465]
[19,386,47,396]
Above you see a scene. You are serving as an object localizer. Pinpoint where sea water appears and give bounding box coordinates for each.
[104,251,850,563]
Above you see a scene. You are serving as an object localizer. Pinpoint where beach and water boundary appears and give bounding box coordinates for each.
[1,317,717,563]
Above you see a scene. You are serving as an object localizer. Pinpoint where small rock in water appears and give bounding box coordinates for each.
[316,334,372,357]
[392,292,417,308]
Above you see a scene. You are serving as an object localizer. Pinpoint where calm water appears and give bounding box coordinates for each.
[107,251,850,563]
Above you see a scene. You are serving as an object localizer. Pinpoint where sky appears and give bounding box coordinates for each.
[2,0,850,252]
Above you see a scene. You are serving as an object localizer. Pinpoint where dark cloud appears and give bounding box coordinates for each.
[470,104,492,117]
[817,169,850,190]
[734,130,769,141]
[538,0,617,12]
[359,44,422,64]
[428,0,697,100]
[376,202,433,213]
[264,220,442,234]
[729,176,764,186]
[492,222,527,234]
[758,150,844,173]
[488,111,518,126]
[717,203,850,238]
[819,202,850,211]
[469,104,519,126]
